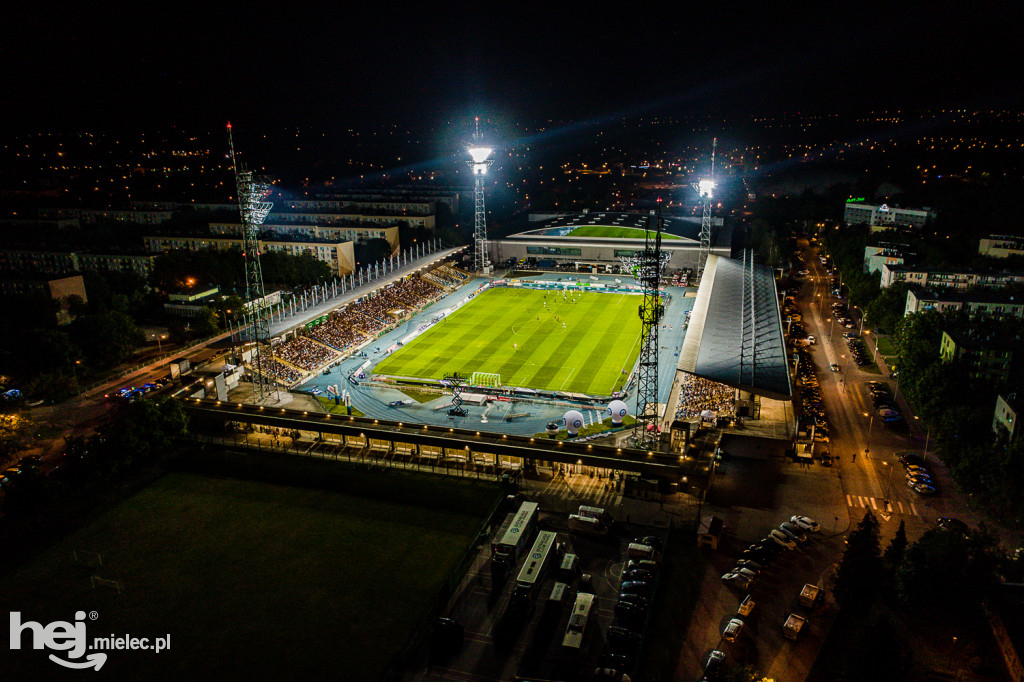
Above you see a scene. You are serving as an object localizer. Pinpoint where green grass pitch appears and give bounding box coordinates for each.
[374,287,644,394]
[0,473,489,679]
[566,225,682,239]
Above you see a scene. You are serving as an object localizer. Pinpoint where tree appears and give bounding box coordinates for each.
[882,520,908,574]
[896,526,1000,611]
[0,410,33,462]
[834,511,883,610]
[72,311,145,366]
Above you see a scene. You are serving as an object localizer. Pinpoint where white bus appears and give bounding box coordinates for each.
[562,592,595,649]
[513,530,558,604]
[492,501,539,562]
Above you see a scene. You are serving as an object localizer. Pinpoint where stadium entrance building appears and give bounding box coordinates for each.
[490,211,731,273]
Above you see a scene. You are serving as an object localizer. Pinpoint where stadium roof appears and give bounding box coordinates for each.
[679,254,792,400]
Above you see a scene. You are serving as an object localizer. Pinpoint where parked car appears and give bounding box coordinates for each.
[722,617,744,642]
[703,650,726,681]
[737,594,756,617]
[779,522,808,543]
[730,567,758,580]
[898,451,924,466]
[735,559,764,572]
[768,530,797,550]
[907,481,937,495]
[830,363,840,372]
[790,515,820,532]
[721,572,753,590]
[937,517,970,535]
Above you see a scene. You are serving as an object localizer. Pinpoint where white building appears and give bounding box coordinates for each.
[843,201,935,229]
[979,235,1024,259]
[881,263,1024,290]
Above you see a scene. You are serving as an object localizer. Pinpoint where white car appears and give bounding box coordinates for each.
[722,617,744,642]
[721,572,753,590]
[830,363,840,372]
[768,529,797,550]
[806,335,816,345]
[731,567,758,580]
[790,515,821,532]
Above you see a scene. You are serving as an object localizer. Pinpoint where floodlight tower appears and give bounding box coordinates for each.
[228,123,278,404]
[467,117,494,274]
[694,138,717,283]
[634,203,666,449]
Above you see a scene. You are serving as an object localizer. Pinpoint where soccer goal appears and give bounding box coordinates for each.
[471,372,501,388]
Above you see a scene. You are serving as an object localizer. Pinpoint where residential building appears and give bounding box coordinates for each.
[905,289,1024,319]
[939,330,1015,383]
[0,274,87,325]
[208,223,399,255]
[843,201,935,229]
[38,207,174,225]
[993,394,1020,444]
[0,249,155,278]
[143,235,355,277]
[979,235,1024,259]
[881,263,1024,289]
[863,244,907,275]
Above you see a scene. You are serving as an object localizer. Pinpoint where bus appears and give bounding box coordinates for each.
[512,530,558,606]
[562,592,595,650]
[491,501,539,562]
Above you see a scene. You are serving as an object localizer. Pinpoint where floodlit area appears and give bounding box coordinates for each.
[372,287,644,395]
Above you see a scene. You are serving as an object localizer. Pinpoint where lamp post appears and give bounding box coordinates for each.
[915,416,932,463]
[157,334,167,353]
[863,412,874,455]
[881,459,896,505]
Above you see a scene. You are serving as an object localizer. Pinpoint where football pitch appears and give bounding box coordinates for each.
[374,287,644,395]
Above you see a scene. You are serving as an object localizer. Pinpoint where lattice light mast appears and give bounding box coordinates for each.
[468,117,494,274]
[634,204,666,449]
[228,123,277,403]
[695,137,717,283]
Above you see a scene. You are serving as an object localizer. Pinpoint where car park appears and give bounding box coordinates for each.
[791,515,820,532]
[722,617,744,642]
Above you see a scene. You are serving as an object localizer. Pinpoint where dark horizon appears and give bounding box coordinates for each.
[3,3,1022,132]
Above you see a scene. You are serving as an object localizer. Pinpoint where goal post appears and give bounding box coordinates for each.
[471,372,501,388]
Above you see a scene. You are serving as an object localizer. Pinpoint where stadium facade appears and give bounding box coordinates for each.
[489,211,731,273]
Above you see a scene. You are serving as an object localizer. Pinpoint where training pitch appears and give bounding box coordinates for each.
[0,473,489,679]
[566,225,682,239]
[373,286,644,395]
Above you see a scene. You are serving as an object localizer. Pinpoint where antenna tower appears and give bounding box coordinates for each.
[696,138,717,282]
[228,123,277,403]
[633,203,666,448]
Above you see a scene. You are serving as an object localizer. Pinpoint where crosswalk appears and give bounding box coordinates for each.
[846,494,918,516]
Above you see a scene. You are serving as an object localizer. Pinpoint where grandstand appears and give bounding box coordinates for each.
[256,272,451,385]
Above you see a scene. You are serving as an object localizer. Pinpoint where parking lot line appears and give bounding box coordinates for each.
[846,494,852,506]
[897,501,904,513]
[870,498,877,510]
[910,503,918,515]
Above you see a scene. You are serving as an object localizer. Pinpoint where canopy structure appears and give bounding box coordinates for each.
[679,253,792,400]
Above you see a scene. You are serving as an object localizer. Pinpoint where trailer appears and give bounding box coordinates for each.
[783,613,807,641]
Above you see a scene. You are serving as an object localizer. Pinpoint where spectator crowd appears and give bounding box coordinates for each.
[261,274,445,383]
[675,374,736,419]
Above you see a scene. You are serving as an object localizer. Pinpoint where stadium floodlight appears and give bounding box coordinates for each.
[698,179,716,198]
[468,117,495,273]
[468,146,493,166]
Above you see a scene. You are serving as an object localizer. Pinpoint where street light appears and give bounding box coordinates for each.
[157,334,167,353]
[881,460,896,505]
[915,416,931,463]
[863,411,874,455]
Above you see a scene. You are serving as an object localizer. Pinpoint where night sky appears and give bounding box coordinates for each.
[3,2,1021,131]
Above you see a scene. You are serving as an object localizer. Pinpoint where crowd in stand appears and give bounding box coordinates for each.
[262,275,444,382]
[273,336,340,372]
[675,374,736,419]
[425,264,468,287]
[262,358,303,383]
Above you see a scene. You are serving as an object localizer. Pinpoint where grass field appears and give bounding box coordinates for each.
[373,287,644,394]
[0,473,488,680]
[567,225,682,239]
